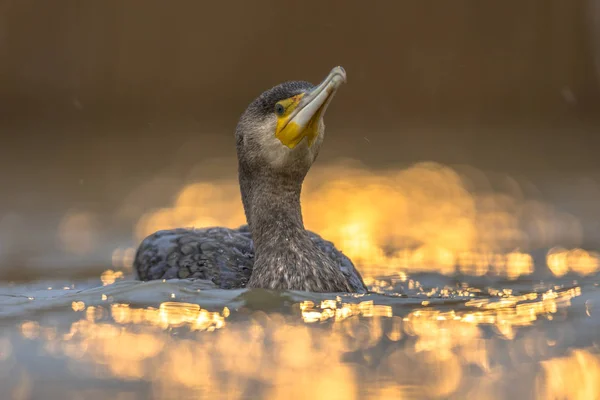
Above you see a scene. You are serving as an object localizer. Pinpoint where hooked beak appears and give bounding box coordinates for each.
[276,66,347,149]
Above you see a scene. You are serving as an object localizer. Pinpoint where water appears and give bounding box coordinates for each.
[2,155,600,399]
[1,265,599,400]
[2,160,600,399]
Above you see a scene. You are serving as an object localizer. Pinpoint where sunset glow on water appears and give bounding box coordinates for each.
[1,0,599,397]
[1,161,599,399]
[130,162,598,280]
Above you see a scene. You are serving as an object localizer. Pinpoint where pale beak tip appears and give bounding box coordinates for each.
[331,66,347,84]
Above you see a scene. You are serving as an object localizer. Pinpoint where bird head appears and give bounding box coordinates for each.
[236,66,347,177]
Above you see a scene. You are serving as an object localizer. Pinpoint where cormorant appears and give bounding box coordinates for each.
[134,67,367,293]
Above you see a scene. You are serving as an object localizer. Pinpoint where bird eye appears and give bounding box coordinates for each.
[274,103,285,116]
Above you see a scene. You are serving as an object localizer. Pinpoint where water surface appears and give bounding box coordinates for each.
[1,262,599,400]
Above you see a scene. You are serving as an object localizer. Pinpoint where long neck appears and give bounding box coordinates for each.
[238,163,352,292]
[239,167,309,251]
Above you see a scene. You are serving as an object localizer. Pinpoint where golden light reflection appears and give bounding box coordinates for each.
[20,321,40,340]
[71,301,86,312]
[110,302,227,331]
[537,349,600,400]
[134,181,246,241]
[15,283,587,399]
[100,269,124,286]
[111,247,136,270]
[299,299,393,323]
[128,162,589,280]
[547,247,600,277]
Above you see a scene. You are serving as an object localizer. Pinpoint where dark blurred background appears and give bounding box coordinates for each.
[0,0,599,277]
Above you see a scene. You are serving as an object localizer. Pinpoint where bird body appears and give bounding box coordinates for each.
[134,67,368,293]
[134,225,367,292]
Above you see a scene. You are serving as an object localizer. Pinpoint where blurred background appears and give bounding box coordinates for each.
[0,0,599,280]
[2,2,600,399]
